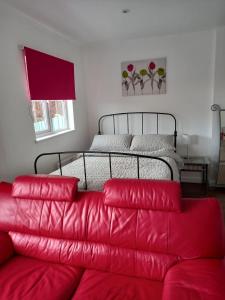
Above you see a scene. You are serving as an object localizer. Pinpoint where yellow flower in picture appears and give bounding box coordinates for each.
[157,68,165,76]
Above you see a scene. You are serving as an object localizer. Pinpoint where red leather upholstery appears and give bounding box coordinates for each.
[163,259,225,300]
[0,232,14,264]
[8,232,178,280]
[12,175,79,201]
[0,177,224,300]
[0,181,12,199]
[72,269,163,300]
[0,192,223,262]
[0,256,83,300]
[104,178,181,211]
[168,199,225,258]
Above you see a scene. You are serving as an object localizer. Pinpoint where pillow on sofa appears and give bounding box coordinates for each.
[90,134,132,151]
[130,134,174,152]
[104,178,181,212]
[12,175,79,202]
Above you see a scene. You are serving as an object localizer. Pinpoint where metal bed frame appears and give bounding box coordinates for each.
[34,112,177,189]
[98,112,177,149]
[34,151,174,190]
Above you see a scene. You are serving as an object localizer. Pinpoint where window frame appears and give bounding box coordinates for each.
[32,100,50,135]
[31,100,74,141]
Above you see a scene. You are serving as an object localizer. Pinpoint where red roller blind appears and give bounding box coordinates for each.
[24,47,76,100]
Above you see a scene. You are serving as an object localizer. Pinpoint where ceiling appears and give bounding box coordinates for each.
[3,0,225,44]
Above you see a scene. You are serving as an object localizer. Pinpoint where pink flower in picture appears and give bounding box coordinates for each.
[127,64,134,72]
[148,62,156,70]
[121,58,166,96]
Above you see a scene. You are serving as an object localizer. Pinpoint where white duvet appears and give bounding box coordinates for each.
[51,148,183,191]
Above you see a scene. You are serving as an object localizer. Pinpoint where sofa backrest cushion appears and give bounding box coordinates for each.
[104,179,181,212]
[12,175,79,202]
[168,199,225,259]
[0,185,224,259]
[9,231,178,281]
[0,178,224,281]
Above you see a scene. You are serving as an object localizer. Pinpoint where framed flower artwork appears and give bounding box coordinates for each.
[121,58,167,96]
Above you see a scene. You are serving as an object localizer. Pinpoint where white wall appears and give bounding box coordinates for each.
[213,27,225,108]
[211,26,225,182]
[0,2,89,181]
[0,1,223,184]
[83,31,215,160]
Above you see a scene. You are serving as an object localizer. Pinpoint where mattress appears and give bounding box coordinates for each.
[51,150,182,191]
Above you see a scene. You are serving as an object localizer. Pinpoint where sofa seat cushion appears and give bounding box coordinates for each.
[72,269,163,300]
[0,256,84,300]
[163,259,225,300]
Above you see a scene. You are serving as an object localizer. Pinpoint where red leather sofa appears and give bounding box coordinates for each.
[0,175,224,300]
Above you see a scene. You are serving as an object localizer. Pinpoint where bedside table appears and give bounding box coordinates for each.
[180,156,209,197]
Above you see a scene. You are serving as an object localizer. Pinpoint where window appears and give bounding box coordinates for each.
[31,100,75,140]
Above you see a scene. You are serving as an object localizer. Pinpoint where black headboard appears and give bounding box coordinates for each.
[98,112,177,149]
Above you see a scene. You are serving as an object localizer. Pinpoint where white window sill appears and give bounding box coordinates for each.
[35,129,75,142]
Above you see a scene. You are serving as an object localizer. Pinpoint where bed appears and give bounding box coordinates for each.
[34,112,183,190]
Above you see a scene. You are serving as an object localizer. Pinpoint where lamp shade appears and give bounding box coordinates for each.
[182,134,191,145]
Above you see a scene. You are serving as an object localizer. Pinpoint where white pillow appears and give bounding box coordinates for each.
[90,134,132,151]
[130,134,174,151]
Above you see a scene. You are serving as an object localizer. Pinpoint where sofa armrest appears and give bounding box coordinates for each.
[163,259,225,300]
[0,232,14,264]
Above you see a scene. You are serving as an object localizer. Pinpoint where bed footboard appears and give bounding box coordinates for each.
[34,151,174,190]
